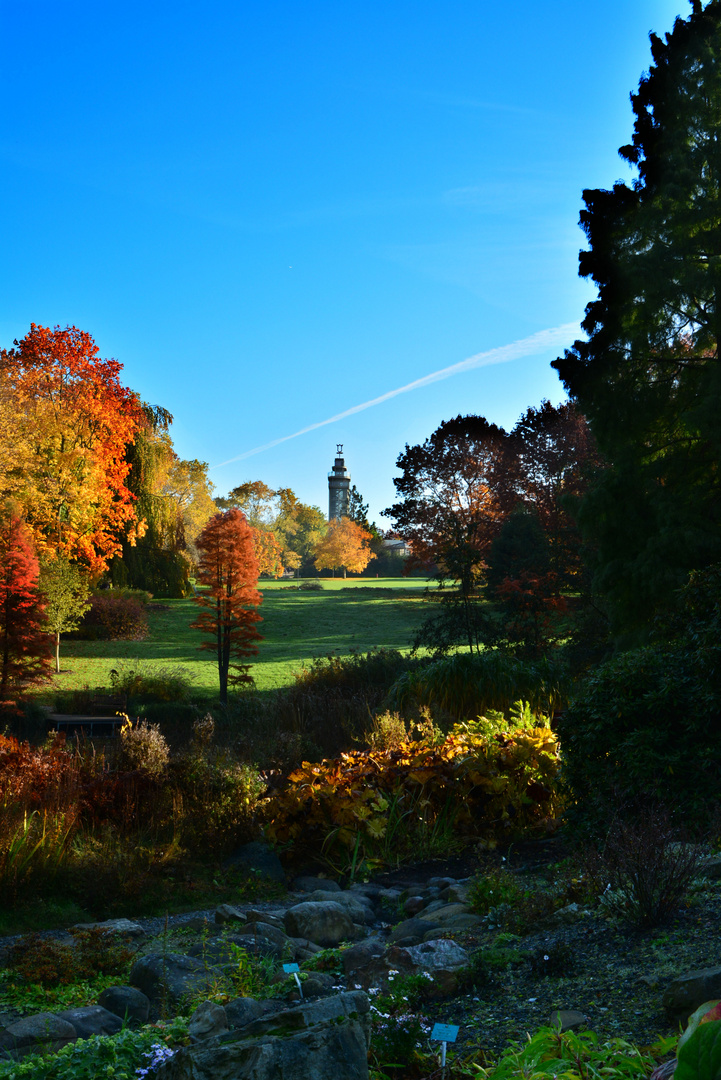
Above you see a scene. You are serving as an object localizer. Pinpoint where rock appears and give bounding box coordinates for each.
[404,939,470,997]
[545,903,590,927]
[224,841,286,884]
[348,883,382,900]
[243,922,292,950]
[663,967,721,1025]
[418,902,470,924]
[215,904,248,926]
[425,913,482,933]
[428,877,457,890]
[0,1013,77,1057]
[189,1001,229,1040]
[548,1009,587,1032]
[440,884,470,903]
[225,998,280,1030]
[97,984,151,1025]
[288,937,324,961]
[244,911,286,930]
[155,992,371,1080]
[342,939,386,976]
[403,896,427,917]
[55,1006,122,1039]
[73,917,145,939]
[233,991,370,1038]
[307,891,374,924]
[293,876,341,893]
[387,916,441,946]
[302,973,337,998]
[347,945,417,992]
[129,952,222,1011]
[284,902,356,947]
[187,934,282,965]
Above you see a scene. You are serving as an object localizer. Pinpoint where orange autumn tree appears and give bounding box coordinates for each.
[0,325,144,574]
[191,509,263,704]
[313,517,372,578]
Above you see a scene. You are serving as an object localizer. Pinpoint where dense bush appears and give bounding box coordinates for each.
[78,592,149,640]
[557,643,721,826]
[292,647,418,696]
[264,722,562,874]
[386,650,569,720]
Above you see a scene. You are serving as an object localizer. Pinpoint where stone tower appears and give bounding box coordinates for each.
[328,444,351,520]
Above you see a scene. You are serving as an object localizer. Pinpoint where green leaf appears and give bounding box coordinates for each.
[676,1019,721,1080]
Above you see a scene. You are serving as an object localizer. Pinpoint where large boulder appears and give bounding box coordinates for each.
[387,916,441,946]
[97,984,151,1025]
[189,1001,229,1041]
[129,953,222,1012]
[284,902,356,947]
[662,967,721,1026]
[155,992,371,1080]
[55,1006,122,1040]
[225,998,282,1030]
[348,939,469,998]
[307,891,374,924]
[0,1013,77,1058]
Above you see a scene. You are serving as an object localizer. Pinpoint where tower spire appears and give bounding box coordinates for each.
[328,446,350,520]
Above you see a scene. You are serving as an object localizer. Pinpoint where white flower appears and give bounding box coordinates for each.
[543,955,549,961]
[368,987,380,995]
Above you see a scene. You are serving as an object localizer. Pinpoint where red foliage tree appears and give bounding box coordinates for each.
[191,509,263,704]
[0,510,52,703]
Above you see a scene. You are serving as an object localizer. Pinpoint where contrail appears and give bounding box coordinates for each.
[211,321,579,469]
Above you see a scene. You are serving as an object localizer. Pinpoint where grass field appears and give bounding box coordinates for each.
[41,577,435,703]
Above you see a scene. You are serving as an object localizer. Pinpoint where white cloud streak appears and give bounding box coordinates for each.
[211,321,580,470]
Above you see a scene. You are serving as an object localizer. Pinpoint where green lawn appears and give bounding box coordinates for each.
[43,577,435,702]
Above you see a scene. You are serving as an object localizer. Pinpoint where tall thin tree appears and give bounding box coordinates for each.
[191,509,263,704]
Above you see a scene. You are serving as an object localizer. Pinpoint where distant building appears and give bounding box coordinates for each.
[328,445,351,520]
[382,537,411,558]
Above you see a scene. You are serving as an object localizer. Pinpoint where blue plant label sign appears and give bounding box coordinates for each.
[283,963,300,974]
[431,1023,459,1043]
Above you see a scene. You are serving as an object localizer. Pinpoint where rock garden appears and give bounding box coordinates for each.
[2,833,721,1080]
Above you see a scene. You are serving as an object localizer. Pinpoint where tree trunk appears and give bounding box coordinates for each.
[55,631,61,674]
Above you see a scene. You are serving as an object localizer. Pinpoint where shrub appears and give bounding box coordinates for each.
[7,927,133,986]
[590,808,706,928]
[293,648,417,696]
[475,1025,663,1080]
[557,644,721,825]
[79,592,149,640]
[119,718,170,776]
[386,650,569,720]
[110,662,194,703]
[169,753,266,856]
[264,722,562,874]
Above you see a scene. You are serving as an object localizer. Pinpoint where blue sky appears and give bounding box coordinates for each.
[1,0,685,523]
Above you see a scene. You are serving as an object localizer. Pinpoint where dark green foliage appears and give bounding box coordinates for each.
[387,649,568,720]
[557,643,721,824]
[553,2,721,639]
[110,540,189,598]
